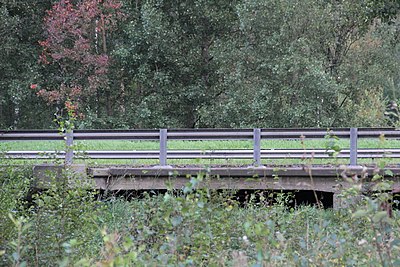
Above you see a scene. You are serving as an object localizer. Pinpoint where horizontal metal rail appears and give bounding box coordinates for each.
[1,128,399,141]
[4,149,400,160]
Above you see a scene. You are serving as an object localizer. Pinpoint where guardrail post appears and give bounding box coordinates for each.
[350,127,358,166]
[253,128,262,166]
[159,129,168,166]
[65,130,74,166]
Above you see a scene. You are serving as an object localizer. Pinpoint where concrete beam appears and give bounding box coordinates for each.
[95,176,341,192]
[32,163,88,188]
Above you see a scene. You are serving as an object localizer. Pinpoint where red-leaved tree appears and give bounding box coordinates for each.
[35,0,123,118]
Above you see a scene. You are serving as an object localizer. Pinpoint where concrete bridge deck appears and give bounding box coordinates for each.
[33,164,400,193]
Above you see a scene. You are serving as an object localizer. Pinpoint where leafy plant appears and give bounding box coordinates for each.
[0,162,32,256]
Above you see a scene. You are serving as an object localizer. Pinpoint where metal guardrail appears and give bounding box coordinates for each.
[1,128,400,166]
[0,127,398,140]
[5,149,400,159]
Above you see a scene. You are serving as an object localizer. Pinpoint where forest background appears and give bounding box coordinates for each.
[0,0,399,130]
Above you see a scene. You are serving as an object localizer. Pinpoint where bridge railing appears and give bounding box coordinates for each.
[1,128,400,167]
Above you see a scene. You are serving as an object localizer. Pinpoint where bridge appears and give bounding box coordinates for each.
[2,128,400,208]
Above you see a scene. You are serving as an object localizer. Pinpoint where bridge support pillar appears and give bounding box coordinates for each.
[32,163,89,189]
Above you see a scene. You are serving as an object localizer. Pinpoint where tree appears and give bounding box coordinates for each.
[114,0,239,128]
[0,1,52,129]
[36,0,124,121]
[197,0,341,127]
[200,0,399,127]
[1,0,398,129]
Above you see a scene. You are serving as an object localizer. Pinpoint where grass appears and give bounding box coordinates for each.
[3,138,400,150]
[2,138,400,166]
[4,139,291,151]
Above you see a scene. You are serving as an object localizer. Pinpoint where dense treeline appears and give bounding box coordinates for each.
[0,0,399,129]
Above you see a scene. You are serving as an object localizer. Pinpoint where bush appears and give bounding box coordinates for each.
[2,169,400,266]
[0,163,32,255]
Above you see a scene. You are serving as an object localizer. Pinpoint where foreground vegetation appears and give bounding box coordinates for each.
[1,162,400,266]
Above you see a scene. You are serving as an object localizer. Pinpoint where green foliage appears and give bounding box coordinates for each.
[111,0,239,128]
[0,169,103,266]
[0,162,32,252]
[1,165,400,265]
[324,130,342,158]
[22,168,101,265]
[1,115,103,266]
[72,180,400,266]
[336,170,400,266]
[5,214,31,267]
[201,0,399,128]
[0,1,53,129]
[0,0,399,129]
